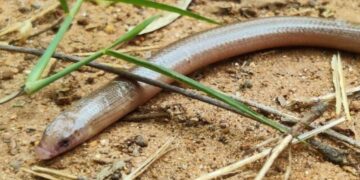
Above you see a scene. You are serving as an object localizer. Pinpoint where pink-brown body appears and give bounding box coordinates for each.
[36,17,360,159]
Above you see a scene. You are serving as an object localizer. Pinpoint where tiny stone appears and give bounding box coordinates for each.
[104,23,116,34]
[31,2,42,9]
[2,133,11,143]
[111,173,122,180]
[276,96,287,107]
[77,17,89,26]
[0,70,15,80]
[240,8,258,18]
[218,136,228,144]
[132,145,140,156]
[100,139,109,146]
[219,120,228,129]
[134,135,148,147]
[350,100,360,111]
[10,160,22,171]
[10,115,17,120]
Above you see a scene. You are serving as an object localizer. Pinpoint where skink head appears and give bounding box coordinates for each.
[35,112,85,160]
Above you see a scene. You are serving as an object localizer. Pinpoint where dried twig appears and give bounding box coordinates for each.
[331,54,342,115]
[0,88,24,105]
[196,117,346,180]
[31,166,79,180]
[123,138,175,180]
[72,44,164,56]
[251,137,280,151]
[11,16,64,43]
[0,2,60,37]
[255,135,293,180]
[336,53,351,120]
[255,103,327,180]
[286,86,360,109]
[284,148,292,180]
[21,168,60,180]
[124,112,171,121]
[1,44,359,149]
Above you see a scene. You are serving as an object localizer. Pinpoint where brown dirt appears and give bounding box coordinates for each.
[1,0,360,179]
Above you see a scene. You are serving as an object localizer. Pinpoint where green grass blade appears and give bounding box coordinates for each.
[58,0,69,13]
[107,15,160,49]
[25,51,103,94]
[108,0,220,24]
[105,50,289,133]
[24,15,159,94]
[26,0,83,83]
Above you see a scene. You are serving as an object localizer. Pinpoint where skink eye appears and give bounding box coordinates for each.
[58,139,70,148]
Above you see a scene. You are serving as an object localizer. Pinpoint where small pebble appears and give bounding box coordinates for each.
[134,135,148,147]
[132,145,140,156]
[219,120,228,129]
[104,24,116,34]
[240,8,258,18]
[350,100,360,111]
[0,70,15,80]
[2,133,11,143]
[111,173,122,180]
[77,17,89,26]
[100,139,109,146]
[10,160,22,171]
[218,136,228,144]
[276,96,287,107]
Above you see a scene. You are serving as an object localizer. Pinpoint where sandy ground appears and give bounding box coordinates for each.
[1,0,360,179]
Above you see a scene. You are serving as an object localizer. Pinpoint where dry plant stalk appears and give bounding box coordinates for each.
[123,138,175,180]
[336,53,351,120]
[331,54,342,115]
[196,117,346,180]
[283,148,292,180]
[286,86,360,109]
[31,166,79,180]
[255,135,293,180]
[21,168,60,180]
[0,1,60,37]
[331,53,358,140]
[72,44,165,56]
[255,103,327,180]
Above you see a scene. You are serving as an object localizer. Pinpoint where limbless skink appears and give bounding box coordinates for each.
[36,17,360,159]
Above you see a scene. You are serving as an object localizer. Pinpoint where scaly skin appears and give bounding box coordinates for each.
[36,17,360,159]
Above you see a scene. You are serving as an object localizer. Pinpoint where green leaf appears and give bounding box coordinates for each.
[105,50,289,133]
[107,14,160,49]
[26,0,83,84]
[58,0,69,13]
[108,0,220,24]
[24,15,159,94]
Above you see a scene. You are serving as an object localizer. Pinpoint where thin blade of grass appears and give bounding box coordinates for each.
[58,0,69,13]
[25,0,83,85]
[24,15,159,94]
[105,50,289,133]
[108,0,220,24]
[107,15,160,49]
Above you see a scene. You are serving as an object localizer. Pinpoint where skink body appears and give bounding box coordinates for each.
[36,17,360,159]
